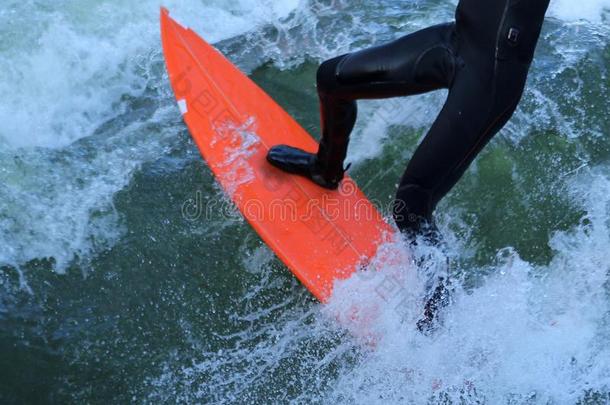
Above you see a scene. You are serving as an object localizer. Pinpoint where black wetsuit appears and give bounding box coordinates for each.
[268,0,551,236]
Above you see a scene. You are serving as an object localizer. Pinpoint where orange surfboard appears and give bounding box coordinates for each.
[161,8,396,302]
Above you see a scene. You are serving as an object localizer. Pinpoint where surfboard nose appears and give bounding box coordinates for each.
[160,8,398,303]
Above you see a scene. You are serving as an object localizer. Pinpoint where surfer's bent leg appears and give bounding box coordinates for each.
[267,0,550,238]
[394,0,550,237]
[267,23,457,189]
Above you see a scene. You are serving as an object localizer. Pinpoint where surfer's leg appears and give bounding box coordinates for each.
[407,0,551,333]
[318,23,460,184]
[394,1,550,237]
[405,64,529,332]
[267,23,458,189]
[393,63,530,237]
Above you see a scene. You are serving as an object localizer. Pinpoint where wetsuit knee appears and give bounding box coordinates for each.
[413,45,457,89]
[316,55,346,96]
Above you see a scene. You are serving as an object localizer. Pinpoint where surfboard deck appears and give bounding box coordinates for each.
[160,8,397,303]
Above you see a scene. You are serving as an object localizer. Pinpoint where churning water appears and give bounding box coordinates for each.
[1,0,609,403]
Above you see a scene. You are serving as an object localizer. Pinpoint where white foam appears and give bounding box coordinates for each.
[323,168,610,403]
[0,0,299,149]
[177,99,188,115]
[0,0,299,271]
[550,0,610,22]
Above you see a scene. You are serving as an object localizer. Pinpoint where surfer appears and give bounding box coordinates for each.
[267,0,550,241]
[267,0,550,331]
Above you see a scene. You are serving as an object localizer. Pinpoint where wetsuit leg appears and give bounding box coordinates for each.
[315,23,458,182]
[394,0,550,235]
[268,0,550,237]
[267,23,458,188]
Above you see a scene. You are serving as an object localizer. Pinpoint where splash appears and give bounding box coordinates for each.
[214,117,262,198]
[0,0,299,272]
[321,169,610,403]
[550,0,610,22]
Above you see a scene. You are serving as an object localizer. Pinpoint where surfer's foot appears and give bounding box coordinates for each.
[408,230,452,335]
[267,145,344,190]
[417,276,452,334]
